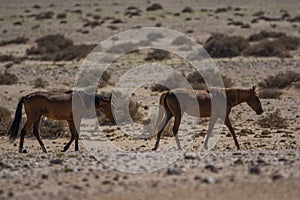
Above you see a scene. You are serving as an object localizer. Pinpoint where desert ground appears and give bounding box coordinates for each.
[0,0,300,199]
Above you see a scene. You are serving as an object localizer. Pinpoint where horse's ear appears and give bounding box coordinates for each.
[250,85,256,94]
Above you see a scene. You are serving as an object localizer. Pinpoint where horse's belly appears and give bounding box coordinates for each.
[44,111,71,120]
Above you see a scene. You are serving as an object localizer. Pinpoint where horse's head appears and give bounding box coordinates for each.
[95,94,116,124]
[246,86,263,115]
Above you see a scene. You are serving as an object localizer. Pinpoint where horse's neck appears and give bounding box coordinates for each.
[226,89,250,107]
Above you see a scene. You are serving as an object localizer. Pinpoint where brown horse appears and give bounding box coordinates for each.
[152,86,263,151]
[7,91,115,153]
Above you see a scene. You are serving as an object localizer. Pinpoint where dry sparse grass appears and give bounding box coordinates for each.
[258,109,288,128]
[33,77,49,88]
[0,106,12,135]
[40,118,69,138]
[144,49,170,61]
[27,34,96,61]
[259,89,282,99]
[0,37,28,46]
[0,72,18,85]
[259,71,300,89]
[204,33,249,58]
[244,39,291,57]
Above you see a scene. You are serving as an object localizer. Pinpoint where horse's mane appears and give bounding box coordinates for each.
[208,87,255,106]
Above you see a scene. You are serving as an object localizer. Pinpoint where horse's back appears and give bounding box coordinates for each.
[23,91,73,120]
[166,88,212,117]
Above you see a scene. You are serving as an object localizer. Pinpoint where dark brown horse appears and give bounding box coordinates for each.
[7,91,115,153]
[152,86,263,151]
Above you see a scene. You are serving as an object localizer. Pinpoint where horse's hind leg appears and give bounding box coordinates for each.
[172,112,183,150]
[203,117,217,150]
[33,117,47,153]
[152,113,172,151]
[19,119,34,153]
[224,116,240,150]
[62,120,78,152]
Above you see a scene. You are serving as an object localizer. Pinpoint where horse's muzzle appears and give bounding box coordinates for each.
[256,109,263,115]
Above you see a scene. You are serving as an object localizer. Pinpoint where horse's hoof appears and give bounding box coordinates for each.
[152,147,157,151]
[22,149,28,154]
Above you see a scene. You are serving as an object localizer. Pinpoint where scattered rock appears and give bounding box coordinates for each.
[125,6,142,17]
[166,167,182,175]
[271,173,283,181]
[182,7,193,13]
[184,152,197,160]
[35,11,54,20]
[41,174,48,179]
[204,165,219,173]
[261,130,272,136]
[50,159,63,165]
[146,3,163,11]
[249,166,261,175]
[202,177,215,184]
[204,33,249,58]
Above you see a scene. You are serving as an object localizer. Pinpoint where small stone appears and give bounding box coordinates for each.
[249,166,261,175]
[272,173,283,181]
[41,174,48,179]
[261,130,271,135]
[166,167,182,175]
[146,3,163,11]
[202,177,215,184]
[184,152,197,160]
[182,7,193,13]
[204,165,219,173]
[50,159,63,165]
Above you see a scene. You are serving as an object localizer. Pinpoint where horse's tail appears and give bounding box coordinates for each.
[7,96,25,143]
[153,91,170,134]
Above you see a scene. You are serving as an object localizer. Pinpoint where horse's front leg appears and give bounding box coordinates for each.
[63,120,78,152]
[203,117,217,150]
[224,116,240,150]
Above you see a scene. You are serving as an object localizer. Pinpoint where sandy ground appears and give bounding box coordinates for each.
[0,0,300,199]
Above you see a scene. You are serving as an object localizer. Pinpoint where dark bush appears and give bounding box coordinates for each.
[277,35,300,50]
[258,71,300,89]
[125,6,142,17]
[243,39,291,58]
[0,106,12,135]
[0,72,18,85]
[33,77,49,88]
[27,34,96,61]
[248,31,286,41]
[259,89,282,99]
[146,3,163,11]
[56,13,67,19]
[83,20,104,28]
[144,49,170,61]
[0,55,15,62]
[0,37,28,46]
[182,7,193,13]
[204,33,249,58]
[35,34,73,51]
[258,109,288,128]
[35,11,54,20]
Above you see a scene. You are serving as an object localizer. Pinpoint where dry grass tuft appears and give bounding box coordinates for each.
[259,71,300,89]
[204,33,249,58]
[0,106,12,135]
[258,110,288,128]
